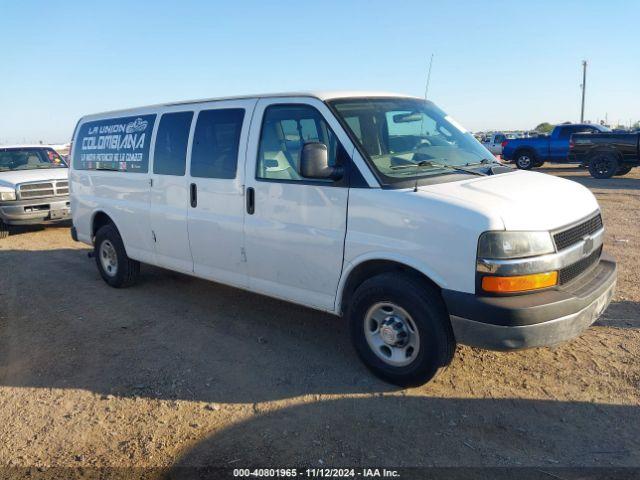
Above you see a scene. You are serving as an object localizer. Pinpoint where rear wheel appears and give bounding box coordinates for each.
[347,272,455,387]
[588,152,619,179]
[615,165,633,176]
[0,220,8,239]
[94,224,140,287]
[515,151,536,170]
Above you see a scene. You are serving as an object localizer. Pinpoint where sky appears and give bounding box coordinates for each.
[1,0,639,144]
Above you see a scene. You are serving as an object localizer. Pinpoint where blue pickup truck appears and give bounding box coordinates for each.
[502,124,610,169]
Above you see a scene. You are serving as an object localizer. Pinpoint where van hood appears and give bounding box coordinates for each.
[419,170,599,231]
[0,168,68,189]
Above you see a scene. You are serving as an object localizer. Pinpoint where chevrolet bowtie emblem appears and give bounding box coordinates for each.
[583,236,594,256]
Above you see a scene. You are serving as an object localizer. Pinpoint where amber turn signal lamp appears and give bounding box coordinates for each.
[482,271,558,293]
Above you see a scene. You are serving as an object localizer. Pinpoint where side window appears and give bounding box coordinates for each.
[191,108,245,179]
[73,114,156,172]
[153,111,193,176]
[558,127,573,139]
[257,104,342,182]
[495,134,505,143]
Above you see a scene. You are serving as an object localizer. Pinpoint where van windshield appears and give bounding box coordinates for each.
[0,148,68,171]
[329,98,494,184]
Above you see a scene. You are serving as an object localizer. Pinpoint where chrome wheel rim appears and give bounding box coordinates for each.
[99,240,118,277]
[364,302,420,367]
[517,155,531,168]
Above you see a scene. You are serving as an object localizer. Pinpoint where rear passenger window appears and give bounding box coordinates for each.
[153,111,193,176]
[190,109,245,179]
[73,114,156,172]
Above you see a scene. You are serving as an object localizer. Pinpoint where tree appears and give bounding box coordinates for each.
[535,122,553,133]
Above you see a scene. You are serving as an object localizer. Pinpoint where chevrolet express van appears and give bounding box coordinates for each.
[69,92,616,386]
[0,145,70,238]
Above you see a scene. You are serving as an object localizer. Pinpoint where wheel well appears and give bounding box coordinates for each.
[514,148,536,160]
[339,260,440,315]
[588,147,622,162]
[92,211,114,239]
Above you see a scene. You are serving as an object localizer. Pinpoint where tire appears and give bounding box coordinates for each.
[347,272,455,387]
[533,160,545,168]
[515,151,536,170]
[0,220,8,239]
[588,152,619,179]
[615,165,633,176]
[94,224,140,288]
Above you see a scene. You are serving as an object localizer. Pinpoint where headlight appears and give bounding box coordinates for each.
[478,231,554,259]
[0,190,16,201]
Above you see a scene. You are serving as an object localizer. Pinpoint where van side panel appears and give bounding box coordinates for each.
[70,170,156,263]
[338,188,502,312]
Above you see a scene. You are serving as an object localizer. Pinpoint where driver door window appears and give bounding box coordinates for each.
[257,104,340,182]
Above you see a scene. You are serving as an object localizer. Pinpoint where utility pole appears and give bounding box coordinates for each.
[580,60,587,123]
[424,54,434,100]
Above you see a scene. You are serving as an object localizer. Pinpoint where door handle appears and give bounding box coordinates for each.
[190,183,197,208]
[246,187,255,214]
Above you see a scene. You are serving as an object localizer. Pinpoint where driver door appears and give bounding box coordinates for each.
[243,98,354,310]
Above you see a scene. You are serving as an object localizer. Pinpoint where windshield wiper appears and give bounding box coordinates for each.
[391,160,486,176]
[465,158,496,166]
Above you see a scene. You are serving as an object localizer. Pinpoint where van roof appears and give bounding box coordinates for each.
[81,91,422,120]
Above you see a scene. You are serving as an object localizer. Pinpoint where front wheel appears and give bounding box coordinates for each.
[0,220,8,239]
[94,224,140,288]
[347,272,455,387]
[588,153,619,179]
[615,165,633,176]
[515,152,535,170]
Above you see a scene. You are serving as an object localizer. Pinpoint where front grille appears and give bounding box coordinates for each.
[18,180,68,199]
[55,180,69,195]
[553,214,603,251]
[559,246,602,284]
[19,182,54,198]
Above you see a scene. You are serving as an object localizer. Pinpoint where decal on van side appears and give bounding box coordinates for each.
[74,114,156,172]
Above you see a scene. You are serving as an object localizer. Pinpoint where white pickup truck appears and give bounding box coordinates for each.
[0,145,70,238]
[482,132,508,155]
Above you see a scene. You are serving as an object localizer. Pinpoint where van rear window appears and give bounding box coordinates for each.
[73,114,156,172]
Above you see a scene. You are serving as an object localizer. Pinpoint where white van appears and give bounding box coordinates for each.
[69,92,616,386]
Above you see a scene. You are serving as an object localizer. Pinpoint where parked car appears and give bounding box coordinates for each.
[0,145,70,238]
[69,92,616,386]
[502,124,611,169]
[570,131,639,178]
[482,132,507,155]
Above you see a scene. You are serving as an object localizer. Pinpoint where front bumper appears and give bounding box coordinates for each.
[0,196,71,225]
[443,254,617,350]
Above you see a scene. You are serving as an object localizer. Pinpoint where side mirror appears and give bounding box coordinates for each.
[300,142,343,180]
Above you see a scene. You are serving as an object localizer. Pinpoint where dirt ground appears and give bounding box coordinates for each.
[0,164,639,473]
